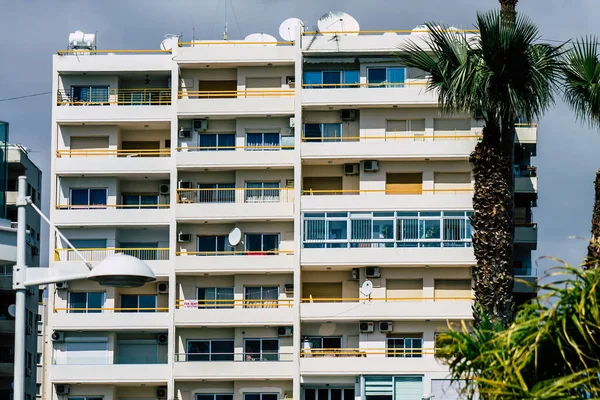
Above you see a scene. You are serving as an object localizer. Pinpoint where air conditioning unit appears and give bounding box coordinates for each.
[286,76,296,85]
[379,321,393,332]
[178,181,193,189]
[351,268,360,280]
[51,331,65,342]
[157,386,167,400]
[344,163,359,176]
[278,326,293,337]
[157,282,169,294]
[359,321,374,333]
[289,117,296,128]
[178,233,192,243]
[178,128,192,139]
[193,119,209,131]
[55,281,68,290]
[362,160,379,172]
[56,384,71,395]
[341,109,357,121]
[159,184,170,195]
[157,333,168,345]
[284,284,294,294]
[26,367,32,377]
[365,266,381,278]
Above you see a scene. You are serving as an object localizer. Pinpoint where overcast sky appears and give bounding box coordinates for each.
[0,0,598,272]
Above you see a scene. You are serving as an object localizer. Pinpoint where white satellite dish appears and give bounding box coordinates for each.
[244,33,278,45]
[279,17,304,41]
[411,24,430,35]
[228,227,242,246]
[317,11,360,36]
[360,280,373,296]
[8,304,16,318]
[382,32,397,36]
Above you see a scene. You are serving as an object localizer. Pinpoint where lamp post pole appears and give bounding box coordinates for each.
[12,176,28,400]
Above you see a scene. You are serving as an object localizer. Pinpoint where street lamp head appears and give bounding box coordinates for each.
[87,254,156,288]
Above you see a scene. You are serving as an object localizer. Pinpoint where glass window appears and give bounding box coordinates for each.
[68,292,105,313]
[387,68,406,87]
[71,86,109,103]
[343,70,360,87]
[244,287,279,308]
[121,194,159,209]
[420,220,441,239]
[199,133,235,151]
[187,339,234,361]
[244,339,280,361]
[303,123,342,142]
[246,132,281,151]
[328,220,347,240]
[373,220,394,240]
[303,71,322,88]
[197,395,234,400]
[323,71,342,87]
[245,182,280,203]
[367,67,406,88]
[197,287,234,309]
[367,68,387,87]
[387,335,423,358]
[245,234,280,253]
[70,188,107,209]
[120,294,157,313]
[196,235,230,255]
[304,388,354,400]
[198,183,235,203]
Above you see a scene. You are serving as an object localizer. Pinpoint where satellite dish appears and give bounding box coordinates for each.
[8,304,16,318]
[411,24,429,35]
[244,33,278,45]
[382,32,397,36]
[279,18,304,41]
[360,280,373,296]
[228,227,242,246]
[317,11,360,36]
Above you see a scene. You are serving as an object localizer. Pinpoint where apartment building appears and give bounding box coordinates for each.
[0,128,43,400]
[45,22,538,400]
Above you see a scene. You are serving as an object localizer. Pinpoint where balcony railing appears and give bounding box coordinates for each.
[56,88,171,106]
[302,28,478,36]
[54,204,170,210]
[301,134,481,142]
[179,41,294,47]
[56,148,170,157]
[178,89,294,99]
[175,352,294,362]
[177,188,294,204]
[301,297,472,303]
[53,307,169,313]
[176,144,295,151]
[302,82,428,89]
[57,49,171,55]
[176,299,293,309]
[55,248,170,262]
[302,189,472,196]
[53,355,168,365]
[300,348,435,357]
[176,250,293,256]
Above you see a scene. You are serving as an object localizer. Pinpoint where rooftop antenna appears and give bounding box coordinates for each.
[223,0,228,40]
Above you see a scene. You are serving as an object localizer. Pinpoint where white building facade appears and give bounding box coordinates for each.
[45,26,538,400]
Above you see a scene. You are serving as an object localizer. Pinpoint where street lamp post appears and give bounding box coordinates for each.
[11,176,157,400]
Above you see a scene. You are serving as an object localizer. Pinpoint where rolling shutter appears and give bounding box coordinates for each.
[302,283,342,300]
[386,173,422,195]
[433,173,471,192]
[364,376,393,396]
[246,77,282,89]
[303,177,343,195]
[198,80,237,98]
[386,120,407,137]
[434,280,471,299]
[433,118,471,138]
[394,377,422,400]
[70,136,109,150]
[386,279,423,299]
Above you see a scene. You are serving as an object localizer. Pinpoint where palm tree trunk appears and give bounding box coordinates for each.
[500,0,518,25]
[585,169,600,269]
[470,122,515,327]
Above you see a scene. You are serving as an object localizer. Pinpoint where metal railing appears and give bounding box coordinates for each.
[53,355,168,365]
[179,41,294,46]
[301,189,473,196]
[176,144,295,151]
[55,248,169,262]
[302,29,478,36]
[175,299,293,308]
[56,148,170,157]
[177,188,294,204]
[301,296,473,303]
[54,204,170,210]
[175,352,294,362]
[302,82,427,89]
[57,49,172,55]
[56,88,171,106]
[301,134,481,142]
[175,250,294,256]
[53,307,169,313]
[515,122,537,127]
[300,348,436,357]
[178,89,295,99]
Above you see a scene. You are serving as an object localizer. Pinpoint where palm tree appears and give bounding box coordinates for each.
[585,170,600,269]
[398,11,563,326]
[499,0,518,24]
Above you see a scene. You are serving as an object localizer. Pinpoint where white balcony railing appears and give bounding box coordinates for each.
[55,248,169,262]
[177,188,294,204]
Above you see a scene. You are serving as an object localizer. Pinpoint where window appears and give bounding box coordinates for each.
[187,339,234,361]
[68,397,103,400]
[197,395,234,400]
[305,336,342,349]
[117,340,162,364]
[385,119,426,140]
[120,294,157,313]
[121,194,159,209]
[386,279,423,300]
[198,133,235,151]
[68,292,105,313]
[244,338,279,361]
[387,334,423,358]
[196,235,231,255]
[245,182,280,203]
[244,286,279,308]
[303,123,342,142]
[70,188,108,209]
[197,183,235,203]
[246,132,281,150]
[70,85,109,104]
[434,279,472,300]
[197,287,234,308]
[56,339,109,365]
[304,388,355,400]
[245,234,280,254]
[367,67,406,88]
[364,376,423,400]
[385,173,423,195]
[303,70,360,88]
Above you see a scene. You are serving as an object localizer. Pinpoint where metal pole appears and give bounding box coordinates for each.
[12,176,28,400]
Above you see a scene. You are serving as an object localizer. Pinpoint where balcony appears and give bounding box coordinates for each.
[301,135,480,160]
[300,348,445,375]
[55,148,171,175]
[177,41,295,65]
[515,123,537,144]
[174,299,293,327]
[176,145,295,168]
[300,298,472,322]
[173,352,294,380]
[50,308,170,330]
[302,189,473,212]
[515,224,538,249]
[50,363,169,383]
[54,248,170,276]
[177,89,295,117]
[176,188,294,221]
[53,204,171,226]
[175,251,294,274]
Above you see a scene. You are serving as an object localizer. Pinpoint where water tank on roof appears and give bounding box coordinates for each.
[68,30,96,50]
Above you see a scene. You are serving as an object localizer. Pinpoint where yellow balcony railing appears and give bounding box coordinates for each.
[55,248,169,262]
[177,188,294,204]
[302,28,479,36]
[178,89,295,99]
[53,307,169,313]
[175,299,293,309]
[515,122,537,127]
[56,88,171,106]
[301,134,481,142]
[301,188,473,195]
[175,250,293,256]
[56,148,170,158]
[301,296,473,303]
[301,82,428,89]
[300,347,437,357]
[57,49,172,55]
[179,41,294,47]
[176,144,294,151]
[54,204,170,210]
